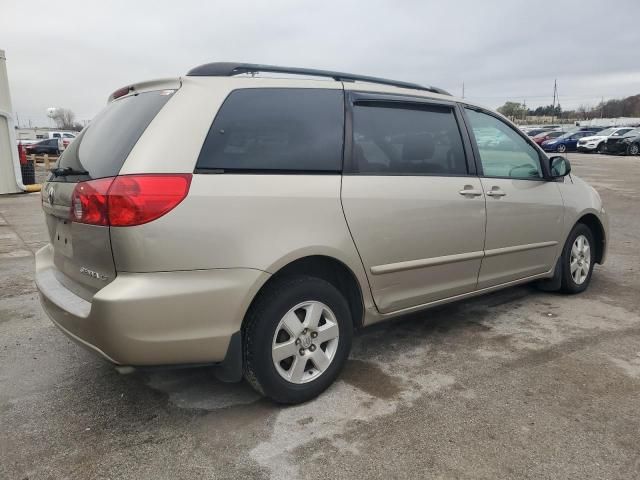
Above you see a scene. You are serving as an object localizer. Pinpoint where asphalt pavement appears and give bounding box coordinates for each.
[1,153,639,479]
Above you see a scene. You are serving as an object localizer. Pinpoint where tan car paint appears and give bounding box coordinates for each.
[476,177,564,289]
[119,77,342,176]
[36,244,270,364]
[556,174,608,262]
[42,181,117,299]
[109,173,378,325]
[35,74,609,368]
[341,175,486,313]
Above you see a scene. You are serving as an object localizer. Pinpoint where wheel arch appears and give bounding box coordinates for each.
[576,213,606,264]
[243,254,367,332]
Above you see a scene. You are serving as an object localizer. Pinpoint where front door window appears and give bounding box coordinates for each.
[465,109,542,179]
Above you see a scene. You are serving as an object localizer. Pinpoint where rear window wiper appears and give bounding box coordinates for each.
[50,166,90,177]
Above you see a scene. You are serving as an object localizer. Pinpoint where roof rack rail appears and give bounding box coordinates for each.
[186,62,451,96]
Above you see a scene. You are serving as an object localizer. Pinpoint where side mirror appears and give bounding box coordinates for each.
[549,156,571,178]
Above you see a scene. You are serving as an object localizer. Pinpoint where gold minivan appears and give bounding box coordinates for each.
[36,63,608,403]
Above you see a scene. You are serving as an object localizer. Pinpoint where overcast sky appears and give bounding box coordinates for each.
[2,0,639,127]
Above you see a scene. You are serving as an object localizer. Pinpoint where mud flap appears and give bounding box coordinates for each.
[214,331,243,383]
[536,256,562,292]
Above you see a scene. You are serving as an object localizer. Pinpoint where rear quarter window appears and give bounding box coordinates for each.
[196,88,344,172]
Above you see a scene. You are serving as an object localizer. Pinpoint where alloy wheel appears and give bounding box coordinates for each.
[271,301,339,384]
[570,234,591,285]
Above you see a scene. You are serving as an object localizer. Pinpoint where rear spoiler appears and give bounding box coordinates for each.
[107,77,182,103]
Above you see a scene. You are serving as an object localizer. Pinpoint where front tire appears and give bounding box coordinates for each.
[557,144,567,153]
[243,275,353,404]
[560,223,595,294]
[596,143,604,153]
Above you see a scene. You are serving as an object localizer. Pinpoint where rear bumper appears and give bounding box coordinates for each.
[35,244,269,367]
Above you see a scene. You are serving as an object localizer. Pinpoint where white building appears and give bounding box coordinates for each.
[577,117,640,128]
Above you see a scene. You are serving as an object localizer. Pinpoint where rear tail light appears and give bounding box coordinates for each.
[71,177,113,225]
[108,174,192,226]
[70,174,192,227]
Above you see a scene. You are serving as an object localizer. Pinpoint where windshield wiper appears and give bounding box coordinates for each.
[50,166,89,177]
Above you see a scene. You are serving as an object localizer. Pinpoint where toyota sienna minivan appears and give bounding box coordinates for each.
[36,63,608,404]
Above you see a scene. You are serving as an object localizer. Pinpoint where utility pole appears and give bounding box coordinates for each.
[462,81,465,99]
[551,79,557,124]
[601,96,604,118]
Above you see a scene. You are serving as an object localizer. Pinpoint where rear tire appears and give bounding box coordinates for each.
[560,223,595,294]
[243,275,352,404]
[628,143,639,156]
[557,144,567,153]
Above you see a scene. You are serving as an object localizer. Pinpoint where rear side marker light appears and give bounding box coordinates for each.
[70,174,192,227]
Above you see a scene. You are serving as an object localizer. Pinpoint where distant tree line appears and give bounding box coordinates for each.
[51,108,84,131]
[497,93,640,121]
[573,94,640,119]
[497,102,561,119]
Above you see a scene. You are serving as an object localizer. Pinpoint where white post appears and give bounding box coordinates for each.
[0,48,25,194]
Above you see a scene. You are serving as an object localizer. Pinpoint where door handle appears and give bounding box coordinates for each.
[486,188,506,197]
[459,186,483,197]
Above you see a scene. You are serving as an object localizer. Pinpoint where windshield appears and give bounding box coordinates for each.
[596,128,615,136]
[611,128,632,137]
[51,90,174,182]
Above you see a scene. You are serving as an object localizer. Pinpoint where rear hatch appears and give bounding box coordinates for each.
[41,88,175,300]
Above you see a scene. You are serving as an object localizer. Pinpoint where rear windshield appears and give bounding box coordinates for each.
[51,90,173,181]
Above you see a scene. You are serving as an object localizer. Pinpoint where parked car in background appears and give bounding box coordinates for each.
[525,128,552,137]
[25,138,62,155]
[532,130,564,146]
[19,131,76,147]
[35,62,609,404]
[576,127,636,153]
[541,130,600,153]
[604,129,640,155]
[625,133,640,155]
[577,126,607,132]
[41,131,76,140]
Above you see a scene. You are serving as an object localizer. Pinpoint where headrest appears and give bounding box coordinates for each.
[401,133,434,161]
